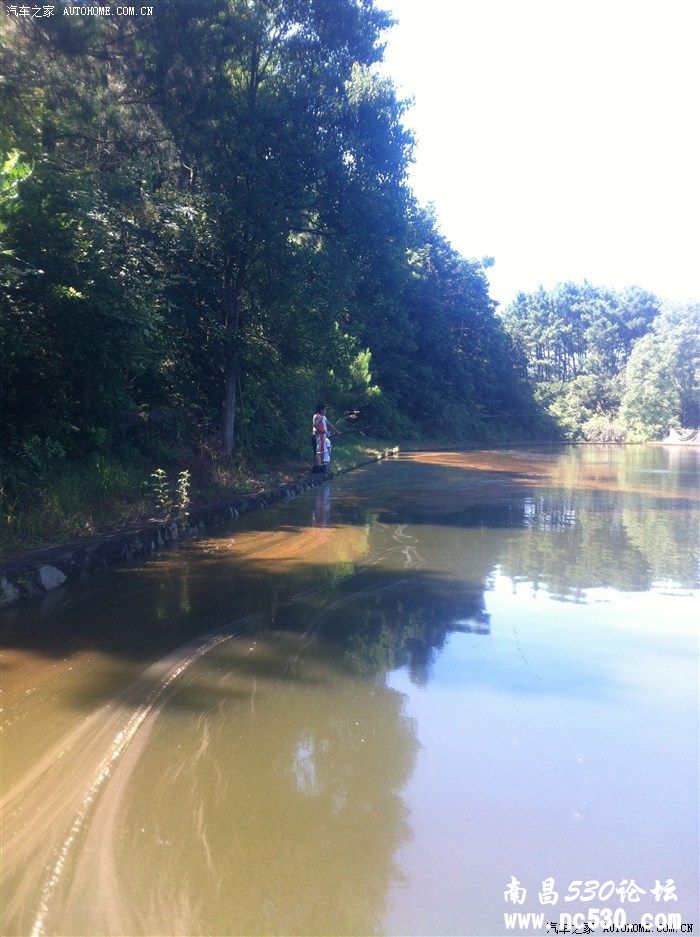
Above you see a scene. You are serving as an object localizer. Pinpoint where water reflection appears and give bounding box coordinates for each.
[26,638,419,936]
[1,445,698,936]
[499,464,699,595]
[395,446,699,596]
[312,482,332,527]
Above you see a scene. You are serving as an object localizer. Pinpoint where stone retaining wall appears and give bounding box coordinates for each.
[0,448,398,609]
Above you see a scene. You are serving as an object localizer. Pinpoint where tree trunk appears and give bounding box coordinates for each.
[222,356,237,455]
[221,253,244,455]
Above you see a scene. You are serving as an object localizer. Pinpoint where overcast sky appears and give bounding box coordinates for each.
[377,0,700,307]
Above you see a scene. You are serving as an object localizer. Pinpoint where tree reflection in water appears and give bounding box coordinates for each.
[74,638,420,937]
[1,445,698,935]
[498,486,698,597]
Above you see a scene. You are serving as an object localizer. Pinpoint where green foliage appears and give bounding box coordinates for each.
[348,350,381,402]
[0,150,32,229]
[149,469,172,518]
[502,283,698,441]
[0,455,146,554]
[619,303,699,440]
[147,467,192,529]
[1,0,547,545]
[20,436,67,473]
[580,414,627,444]
[502,282,661,385]
[176,470,191,528]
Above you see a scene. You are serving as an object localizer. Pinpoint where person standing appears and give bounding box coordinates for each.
[312,404,339,471]
[311,404,323,464]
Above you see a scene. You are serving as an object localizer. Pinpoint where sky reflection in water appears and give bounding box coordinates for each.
[1,445,698,936]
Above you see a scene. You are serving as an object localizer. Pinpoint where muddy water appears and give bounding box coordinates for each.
[1,446,698,936]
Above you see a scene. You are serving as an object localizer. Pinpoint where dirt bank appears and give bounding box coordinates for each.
[0,447,399,608]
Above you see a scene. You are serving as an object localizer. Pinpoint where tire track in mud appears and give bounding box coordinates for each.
[18,521,426,935]
[392,522,425,570]
[25,614,262,937]
[17,566,401,932]
[284,521,425,672]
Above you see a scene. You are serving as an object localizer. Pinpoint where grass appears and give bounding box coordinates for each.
[1,457,150,557]
[0,437,395,558]
[1,424,549,558]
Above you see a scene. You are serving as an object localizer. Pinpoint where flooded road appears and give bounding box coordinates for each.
[2,446,698,936]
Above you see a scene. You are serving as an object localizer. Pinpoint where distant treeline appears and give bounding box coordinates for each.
[0,0,544,494]
[501,283,699,441]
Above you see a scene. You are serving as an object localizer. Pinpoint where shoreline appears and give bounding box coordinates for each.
[0,446,399,609]
[3,437,688,610]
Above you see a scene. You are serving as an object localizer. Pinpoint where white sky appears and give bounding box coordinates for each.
[377,0,700,307]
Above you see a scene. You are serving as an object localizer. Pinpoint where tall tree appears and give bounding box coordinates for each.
[128,0,408,453]
[501,282,663,438]
[619,302,700,438]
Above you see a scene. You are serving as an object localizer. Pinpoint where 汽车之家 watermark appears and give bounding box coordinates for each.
[5,3,154,15]
[5,5,54,15]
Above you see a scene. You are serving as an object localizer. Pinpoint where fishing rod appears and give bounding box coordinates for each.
[332,415,367,438]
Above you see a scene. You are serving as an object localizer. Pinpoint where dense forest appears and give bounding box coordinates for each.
[501,283,699,442]
[1,4,538,459]
[0,1,697,552]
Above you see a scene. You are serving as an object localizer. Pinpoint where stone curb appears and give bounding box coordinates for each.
[0,447,399,609]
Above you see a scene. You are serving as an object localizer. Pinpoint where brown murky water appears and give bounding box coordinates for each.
[1,446,698,936]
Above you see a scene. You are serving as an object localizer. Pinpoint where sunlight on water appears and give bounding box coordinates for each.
[1,446,698,936]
